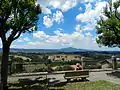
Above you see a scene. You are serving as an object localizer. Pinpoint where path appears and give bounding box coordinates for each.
[89,71,120,84]
[8,71,120,84]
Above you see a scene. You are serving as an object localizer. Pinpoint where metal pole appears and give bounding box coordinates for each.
[111,55,117,70]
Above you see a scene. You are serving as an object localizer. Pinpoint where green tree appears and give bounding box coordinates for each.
[0,0,41,89]
[96,0,120,47]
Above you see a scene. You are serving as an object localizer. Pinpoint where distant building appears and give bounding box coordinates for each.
[48,54,82,61]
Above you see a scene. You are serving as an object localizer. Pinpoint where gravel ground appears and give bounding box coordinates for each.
[89,71,120,84]
[8,71,120,84]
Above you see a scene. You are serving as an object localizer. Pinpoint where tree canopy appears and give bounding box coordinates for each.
[0,0,41,45]
[96,0,120,47]
[0,0,41,89]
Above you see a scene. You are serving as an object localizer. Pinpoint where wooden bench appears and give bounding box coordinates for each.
[64,70,89,81]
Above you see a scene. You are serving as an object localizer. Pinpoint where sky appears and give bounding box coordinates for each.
[7,0,120,51]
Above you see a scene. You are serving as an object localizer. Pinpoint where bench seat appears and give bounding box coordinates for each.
[64,70,89,81]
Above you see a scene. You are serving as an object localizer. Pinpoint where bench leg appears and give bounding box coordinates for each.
[81,77,86,81]
[67,79,70,82]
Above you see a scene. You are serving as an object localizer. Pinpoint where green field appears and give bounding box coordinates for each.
[50,80,120,90]
[9,80,120,90]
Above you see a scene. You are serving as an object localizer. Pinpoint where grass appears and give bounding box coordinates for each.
[50,80,120,90]
[8,80,120,90]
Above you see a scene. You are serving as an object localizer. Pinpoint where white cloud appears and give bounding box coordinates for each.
[49,0,60,8]
[85,32,92,37]
[85,3,92,11]
[49,0,78,12]
[42,7,52,14]
[23,37,30,42]
[43,11,64,28]
[79,7,82,11]
[53,11,64,24]
[83,23,94,31]
[43,16,53,28]
[75,24,83,33]
[37,0,52,14]
[75,24,81,31]
[33,31,49,39]
[27,31,95,49]
[76,1,107,22]
[84,0,95,2]
[17,37,30,43]
[11,29,120,51]
[37,0,105,14]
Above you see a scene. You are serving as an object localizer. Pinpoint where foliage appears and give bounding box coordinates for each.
[54,65,74,71]
[108,62,120,68]
[50,60,82,67]
[23,64,47,73]
[50,80,120,90]
[0,0,41,89]
[8,80,120,90]
[96,0,120,47]
[11,62,23,74]
[84,64,101,69]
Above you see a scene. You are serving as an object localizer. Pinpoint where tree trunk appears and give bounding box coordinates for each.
[1,43,10,90]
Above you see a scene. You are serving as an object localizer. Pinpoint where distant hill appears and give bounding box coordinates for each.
[60,47,80,52]
[8,47,91,53]
[0,47,119,54]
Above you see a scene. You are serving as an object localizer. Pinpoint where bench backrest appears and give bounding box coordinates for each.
[64,70,89,77]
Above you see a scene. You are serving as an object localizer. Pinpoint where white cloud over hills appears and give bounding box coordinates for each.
[76,1,107,22]
[43,11,64,28]
[6,0,120,51]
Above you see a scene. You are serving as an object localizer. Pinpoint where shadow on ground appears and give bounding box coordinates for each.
[106,71,120,78]
[8,77,88,90]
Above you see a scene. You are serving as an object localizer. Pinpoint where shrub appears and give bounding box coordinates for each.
[50,60,82,67]
[54,65,74,71]
[84,64,101,69]
[24,64,48,72]
[108,62,120,68]
[55,66,63,71]
[62,65,74,71]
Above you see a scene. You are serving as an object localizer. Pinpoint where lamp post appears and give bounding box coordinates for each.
[81,57,84,70]
[8,58,12,74]
[111,55,117,70]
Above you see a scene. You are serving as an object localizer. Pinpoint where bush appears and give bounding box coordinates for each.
[11,62,24,74]
[24,64,48,72]
[55,66,63,71]
[63,65,74,71]
[54,65,74,71]
[84,64,101,69]
[50,60,82,67]
[108,62,120,68]
[117,63,120,68]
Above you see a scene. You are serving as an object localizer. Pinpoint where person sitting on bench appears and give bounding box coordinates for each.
[75,63,83,70]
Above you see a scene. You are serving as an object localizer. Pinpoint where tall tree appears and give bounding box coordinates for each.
[96,0,120,47]
[0,0,41,89]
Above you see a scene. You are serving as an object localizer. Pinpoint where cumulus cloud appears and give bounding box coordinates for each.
[27,29,96,49]
[79,7,82,11]
[43,11,64,28]
[27,30,96,49]
[75,24,83,33]
[84,0,95,2]
[53,11,64,24]
[33,31,49,39]
[76,1,107,22]
[41,7,52,14]
[17,37,30,43]
[49,0,78,12]
[85,32,92,37]
[37,0,52,14]
[43,16,53,28]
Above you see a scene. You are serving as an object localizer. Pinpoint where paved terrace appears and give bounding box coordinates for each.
[8,69,120,84]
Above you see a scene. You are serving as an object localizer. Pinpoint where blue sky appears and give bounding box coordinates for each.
[8,0,120,51]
